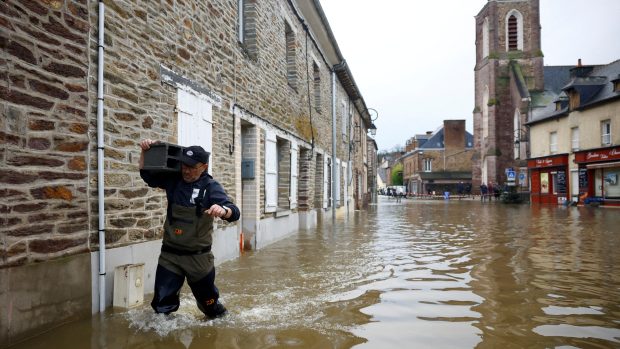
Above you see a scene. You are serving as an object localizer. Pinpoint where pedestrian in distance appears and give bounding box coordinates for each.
[139,139,240,319]
[480,183,488,202]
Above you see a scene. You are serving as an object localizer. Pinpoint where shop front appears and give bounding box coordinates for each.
[574,146,620,207]
[527,154,569,205]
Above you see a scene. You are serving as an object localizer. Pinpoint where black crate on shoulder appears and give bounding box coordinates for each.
[143,142,184,173]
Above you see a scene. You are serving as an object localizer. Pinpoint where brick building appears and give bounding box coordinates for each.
[403,120,474,195]
[0,0,374,344]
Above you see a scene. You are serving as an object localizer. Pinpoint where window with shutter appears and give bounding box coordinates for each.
[323,157,330,208]
[265,130,277,213]
[335,159,341,207]
[290,141,298,209]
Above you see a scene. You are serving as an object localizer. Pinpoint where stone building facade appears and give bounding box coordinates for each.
[0,0,373,345]
[473,0,543,190]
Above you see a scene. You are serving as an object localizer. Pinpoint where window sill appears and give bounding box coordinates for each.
[275,209,291,218]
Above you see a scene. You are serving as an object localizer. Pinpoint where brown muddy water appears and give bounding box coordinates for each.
[11,197,620,348]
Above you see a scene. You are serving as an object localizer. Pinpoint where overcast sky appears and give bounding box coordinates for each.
[319,0,620,152]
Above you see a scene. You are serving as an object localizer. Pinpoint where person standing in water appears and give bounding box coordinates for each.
[139,139,240,319]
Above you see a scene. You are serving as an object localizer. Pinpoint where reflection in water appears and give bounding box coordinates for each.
[10,197,620,348]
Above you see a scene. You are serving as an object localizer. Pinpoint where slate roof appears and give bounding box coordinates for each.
[418,128,474,149]
[529,65,573,122]
[529,60,620,125]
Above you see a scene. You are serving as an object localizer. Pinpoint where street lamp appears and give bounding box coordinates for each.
[369,123,377,136]
[367,108,378,136]
[514,127,529,160]
[513,128,529,144]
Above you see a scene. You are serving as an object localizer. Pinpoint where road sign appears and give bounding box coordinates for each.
[507,170,516,182]
[518,172,526,181]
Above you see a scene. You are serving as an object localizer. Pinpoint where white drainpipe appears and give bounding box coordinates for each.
[331,70,337,218]
[97,0,106,312]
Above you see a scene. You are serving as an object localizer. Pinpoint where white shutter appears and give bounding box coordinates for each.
[265,130,277,213]
[177,89,213,173]
[323,156,329,209]
[335,159,341,207]
[290,141,298,209]
[342,161,348,205]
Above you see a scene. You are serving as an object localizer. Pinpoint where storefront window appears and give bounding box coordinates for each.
[604,168,620,198]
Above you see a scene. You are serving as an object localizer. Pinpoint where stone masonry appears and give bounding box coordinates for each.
[473,0,543,189]
[1,0,370,344]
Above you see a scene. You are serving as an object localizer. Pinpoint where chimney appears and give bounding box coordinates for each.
[443,120,465,153]
[570,58,594,78]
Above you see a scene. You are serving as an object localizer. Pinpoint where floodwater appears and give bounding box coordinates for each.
[11,197,620,348]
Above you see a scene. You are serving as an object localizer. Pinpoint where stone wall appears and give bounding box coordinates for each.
[82,0,353,251]
[1,0,91,268]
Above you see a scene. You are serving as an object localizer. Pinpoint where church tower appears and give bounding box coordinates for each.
[473,0,543,189]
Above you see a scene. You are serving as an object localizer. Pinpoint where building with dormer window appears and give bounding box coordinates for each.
[527,59,620,206]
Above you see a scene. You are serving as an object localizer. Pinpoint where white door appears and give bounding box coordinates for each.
[570,170,579,202]
[177,89,213,173]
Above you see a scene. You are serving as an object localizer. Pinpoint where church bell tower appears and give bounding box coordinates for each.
[472,0,543,189]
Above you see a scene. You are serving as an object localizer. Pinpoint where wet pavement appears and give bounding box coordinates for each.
[11,196,620,348]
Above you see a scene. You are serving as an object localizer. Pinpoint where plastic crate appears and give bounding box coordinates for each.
[143,142,183,173]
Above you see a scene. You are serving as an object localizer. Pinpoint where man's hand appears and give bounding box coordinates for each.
[138,139,158,169]
[205,204,229,219]
[140,139,158,151]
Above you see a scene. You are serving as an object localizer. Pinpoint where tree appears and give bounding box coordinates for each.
[391,162,403,185]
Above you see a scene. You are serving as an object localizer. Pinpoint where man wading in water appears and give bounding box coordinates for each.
[139,139,240,319]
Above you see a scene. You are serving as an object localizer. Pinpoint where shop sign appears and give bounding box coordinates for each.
[574,146,620,163]
[528,155,568,168]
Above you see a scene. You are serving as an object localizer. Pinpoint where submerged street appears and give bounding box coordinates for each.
[13,197,620,348]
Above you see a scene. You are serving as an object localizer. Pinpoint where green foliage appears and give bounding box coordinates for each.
[488,52,499,59]
[487,98,500,106]
[391,163,404,185]
[473,106,481,113]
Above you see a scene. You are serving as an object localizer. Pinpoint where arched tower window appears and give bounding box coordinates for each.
[505,10,523,51]
[482,17,489,58]
[482,86,489,138]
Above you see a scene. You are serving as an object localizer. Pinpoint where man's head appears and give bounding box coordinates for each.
[180,146,210,182]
